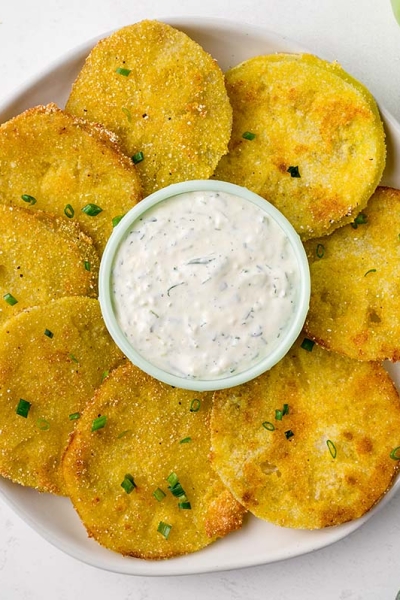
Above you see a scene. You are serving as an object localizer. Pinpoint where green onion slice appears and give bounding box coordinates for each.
[390,446,400,460]
[44,328,54,338]
[275,409,283,421]
[92,415,107,431]
[301,338,315,352]
[84,261,91,272]
[316,243,325,258]
[282,403,289,416]
[16,398,31,418]
[116,67,131,76]
[169,482,186,498]
[287,165,301,178]
[285,429,294,440]
[69,412,81,421]
[3,293,18,306]
[153,487,166,502]
[262,421,275,431]
[157,521,172,540]
[351,213,368,229]
[242,131,256,140]
[64,204,74,218]
[121,107,132,122]
[166,472,179,487]
[117,429,131,439]
[190,398,201,412]
[102,370,109,382]
[112,214,125,227]
[81,203,103,217]
[178,501,192,510]
[37,418,50,431]
[69,353,79,363]
[326,439,337,458]
[121,473,136,494]
[21,194,37,205]
[364,269,377,277]
[179,436,192,444]
[131,151,144,164]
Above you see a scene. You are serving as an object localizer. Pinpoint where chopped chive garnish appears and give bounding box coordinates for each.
[157,521,172,540]
[153,487,166,502]
[285,429,294,440]
[287,165,300,178]
[316,244,325,258]
[117,429,131,439]
[282,403,289,416]
[178,501,192,510]
[121,473,136,494]
[92,415,107,431]
[37,418,50,431]
[242,131,256,140]
[21,194,37,205]
[69,353,79,363]
[166,472,179,488]
[275,409,283,421]
[326,439,337,458]
[112,214,125,227]
[64,204,74,218]
[262,421,275,431]
[121,107,132,122]
[44,328,54,338]
[82,203,103,217]
[351,213,368,229]
[364,269,377,277]
[179,436,192,444]
[301,338,315,352]
[84,261,91,272]
[190,398,201,413]
[116,67,131,76]
[102,370,109,382]
[169,482,185,498]
[390,446,400,460]
[3,293,18,306]
[69,412,80,421]
[131,151,144,164]
[16,398,31,418]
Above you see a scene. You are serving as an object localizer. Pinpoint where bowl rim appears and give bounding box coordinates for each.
[99,179,311,391]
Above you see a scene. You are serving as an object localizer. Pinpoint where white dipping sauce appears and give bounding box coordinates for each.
[112,190,299,380]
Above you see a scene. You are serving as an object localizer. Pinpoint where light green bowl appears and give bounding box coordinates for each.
[99,180,310,391]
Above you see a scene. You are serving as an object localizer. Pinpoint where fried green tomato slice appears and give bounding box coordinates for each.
[62,363,245,559]
[0,205,99,325]
[213,53,386,240]
[211,337,400,529]
[0,297,125,495]
[304,187,400,361]
[0,103,142,254]
[65,20,232,197]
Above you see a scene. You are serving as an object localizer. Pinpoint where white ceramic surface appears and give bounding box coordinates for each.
[1,17,400,578]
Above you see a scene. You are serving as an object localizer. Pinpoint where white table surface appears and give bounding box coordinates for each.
[1,1,400,598]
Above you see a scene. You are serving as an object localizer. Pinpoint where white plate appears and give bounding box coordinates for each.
[1,17,400,577]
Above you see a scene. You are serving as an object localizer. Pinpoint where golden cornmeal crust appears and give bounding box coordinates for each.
[0,204,99,325]
[0,297,125,495]
[0,103,142,254]
[305,186,400,361]
[210,337,400,529]
[62,362,245,560]
[213,53,386,240]
[65,20,232,197]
